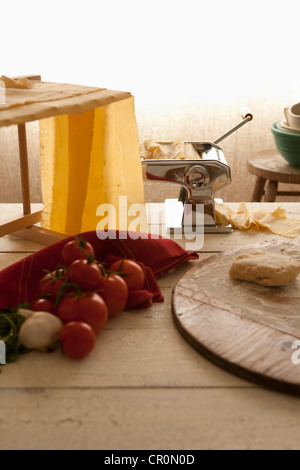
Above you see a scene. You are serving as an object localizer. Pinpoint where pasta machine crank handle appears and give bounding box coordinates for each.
[213,108,253,145]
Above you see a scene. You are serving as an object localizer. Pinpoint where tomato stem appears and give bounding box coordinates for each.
[74,236,95,263]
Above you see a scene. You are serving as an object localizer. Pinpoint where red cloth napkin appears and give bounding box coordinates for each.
[0,231,198,310]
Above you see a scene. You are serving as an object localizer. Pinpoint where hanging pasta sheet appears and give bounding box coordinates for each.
[0,77,145,234]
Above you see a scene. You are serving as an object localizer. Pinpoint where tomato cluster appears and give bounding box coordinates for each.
[32,237,145,360]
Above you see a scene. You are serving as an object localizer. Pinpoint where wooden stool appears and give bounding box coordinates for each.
[247,152,300,202]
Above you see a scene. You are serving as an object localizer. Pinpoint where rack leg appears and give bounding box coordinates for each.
[18,123,31,215]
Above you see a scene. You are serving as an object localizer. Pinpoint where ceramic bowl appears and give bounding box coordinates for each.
[279,119,300,134]
[271,121,300,168]
[284,103,300,130]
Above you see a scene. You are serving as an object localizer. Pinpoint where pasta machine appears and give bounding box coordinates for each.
[141,111,253,234]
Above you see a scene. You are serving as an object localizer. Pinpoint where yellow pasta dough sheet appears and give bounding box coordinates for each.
[215,201,300,238]
[140,139,200,160]
[0,76,145,234]
[40,96,145,235]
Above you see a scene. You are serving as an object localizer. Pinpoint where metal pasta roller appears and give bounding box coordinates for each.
[141,110,253,234]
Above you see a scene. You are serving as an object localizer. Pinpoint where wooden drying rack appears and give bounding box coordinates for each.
[0,75,72,245]
[0,75,136,245]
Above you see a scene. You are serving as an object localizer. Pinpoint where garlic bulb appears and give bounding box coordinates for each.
[17,308,35,319]
[19,311,63,350]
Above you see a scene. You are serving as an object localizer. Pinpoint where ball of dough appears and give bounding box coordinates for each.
[229,251,300,287]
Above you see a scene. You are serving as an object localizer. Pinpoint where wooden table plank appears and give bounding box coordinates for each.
[0,387,300,450]
[0,298,248,389]
[1,203,300,450]
[1,202,300,253]
[0,234,44,253]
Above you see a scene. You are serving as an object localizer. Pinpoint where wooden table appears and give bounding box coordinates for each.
[247,152,300,202]
[1,202,300,450]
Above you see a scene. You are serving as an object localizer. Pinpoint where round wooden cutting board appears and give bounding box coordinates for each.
[172,240,300,395]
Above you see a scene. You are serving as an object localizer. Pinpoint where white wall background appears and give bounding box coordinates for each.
[1,0,300,202]
[1,0,299,109]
